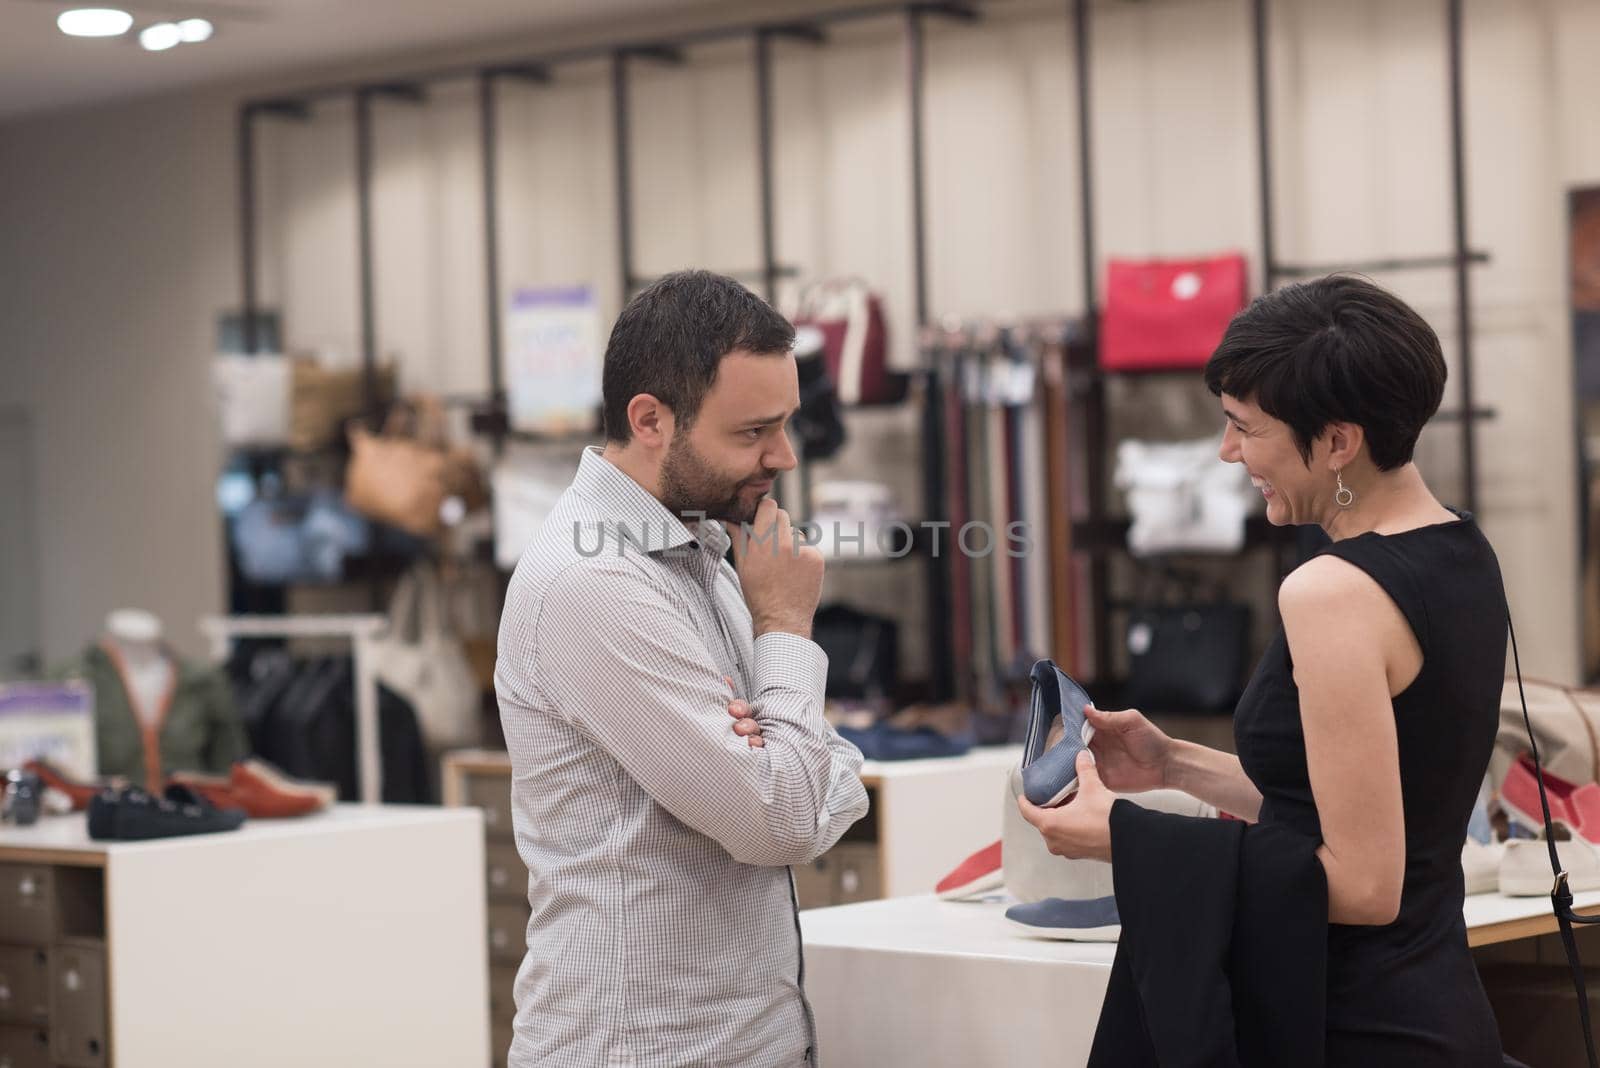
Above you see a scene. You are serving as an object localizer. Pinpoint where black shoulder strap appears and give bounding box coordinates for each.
[1509,612,1600,1068]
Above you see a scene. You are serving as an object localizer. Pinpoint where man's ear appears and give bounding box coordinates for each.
[1324,420,1366,472]
[626,394,675,449]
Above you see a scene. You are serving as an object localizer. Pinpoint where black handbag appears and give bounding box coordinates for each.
[1123,569,1250,714]
[812,603,898,700]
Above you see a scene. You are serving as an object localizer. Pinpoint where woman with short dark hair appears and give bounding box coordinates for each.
[1021,275,1508,1065]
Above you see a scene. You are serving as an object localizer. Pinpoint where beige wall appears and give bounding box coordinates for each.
[1,0,1593,679]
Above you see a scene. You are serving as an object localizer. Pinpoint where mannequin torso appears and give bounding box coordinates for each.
[103,609,175,731]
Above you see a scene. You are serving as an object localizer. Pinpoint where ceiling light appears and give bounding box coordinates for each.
[57,8,134,37]
[139,21,182,51]
[177,18,212,43]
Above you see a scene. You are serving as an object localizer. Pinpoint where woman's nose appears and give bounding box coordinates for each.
[1218,426,1240,463]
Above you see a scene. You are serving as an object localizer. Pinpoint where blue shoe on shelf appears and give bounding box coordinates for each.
[1005,895,1121,942]
[1020,659,1095,807]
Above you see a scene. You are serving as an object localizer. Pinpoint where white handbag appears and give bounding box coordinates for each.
[1114,437,1255,556]
[1001,763,1215,905]
[212,354,292,447]
[370,565,482,749]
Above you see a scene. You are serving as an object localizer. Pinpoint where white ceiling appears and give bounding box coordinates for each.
[0,0,724,120]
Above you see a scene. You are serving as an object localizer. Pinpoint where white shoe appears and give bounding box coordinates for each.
[1462,838,1505,896]
[1499,822,1600,897]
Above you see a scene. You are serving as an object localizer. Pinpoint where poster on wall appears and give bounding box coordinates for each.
[0,682,96,781]
[504,285,603,436]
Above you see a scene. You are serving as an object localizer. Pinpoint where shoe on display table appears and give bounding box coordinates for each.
[23,758,121,811]
[1498,821,1600,897]
[1005,895,1121,942]
[87,784,246,841]
[1461,837,1505,896]
[171,759,335,819]
[1021,660,1095,807]
[1499,752,1600,843]
[935,840,1003,901]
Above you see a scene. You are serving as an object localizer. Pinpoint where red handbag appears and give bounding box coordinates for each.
[1099,253,1249,372]
[790,279,906,406]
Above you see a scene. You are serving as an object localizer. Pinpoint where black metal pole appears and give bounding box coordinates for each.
[1446,0,1478,515]
[479,71,506,454]
[755,30,780,305]
[612,52,636,302]
[238,104,260,354]
[922,370,955,701]
[355,89,379,424]
[906,7,929,327]
[1073,0,1096,316]
[1071,0,1112,684]
[1253,0,1277,288]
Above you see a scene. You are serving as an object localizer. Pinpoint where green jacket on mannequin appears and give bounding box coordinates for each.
[60,643,248,791]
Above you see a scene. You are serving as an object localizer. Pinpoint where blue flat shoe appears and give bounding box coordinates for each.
[1020,660,1095,807]
[1005,895,1121,942]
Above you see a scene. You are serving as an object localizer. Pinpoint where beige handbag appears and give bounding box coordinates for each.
[369,564,482,749]
[345,397,485,538]
[1000,764,1215,905]
[290,359,396,451]
[1492,678,1600,792]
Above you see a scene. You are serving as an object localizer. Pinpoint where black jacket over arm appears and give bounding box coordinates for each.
[1088,799,1328,1068]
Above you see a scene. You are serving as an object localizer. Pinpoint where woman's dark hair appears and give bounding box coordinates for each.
[602,270,795,443]
[1202,275,1446,471]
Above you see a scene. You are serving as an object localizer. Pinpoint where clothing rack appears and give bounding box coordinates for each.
[199,614,388,803]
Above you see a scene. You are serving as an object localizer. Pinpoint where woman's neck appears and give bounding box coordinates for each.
[1321,463,1456,542]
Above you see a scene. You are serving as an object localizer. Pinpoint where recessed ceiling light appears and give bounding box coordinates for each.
[177,18,213,43]
[57,8,134,37]
[138,21,181,51]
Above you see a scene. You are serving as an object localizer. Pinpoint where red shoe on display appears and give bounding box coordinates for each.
[935,840,1004,901]
[1499,752,1600,843]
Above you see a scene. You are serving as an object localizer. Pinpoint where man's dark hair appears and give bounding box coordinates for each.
[602,270,795,443]
[1203,275,1447,471]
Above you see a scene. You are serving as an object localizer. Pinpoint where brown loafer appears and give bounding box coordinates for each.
[170,760,334,819]
[23,759,118,812]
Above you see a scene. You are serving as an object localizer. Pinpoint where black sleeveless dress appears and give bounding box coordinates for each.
[1232,513,1506,1066]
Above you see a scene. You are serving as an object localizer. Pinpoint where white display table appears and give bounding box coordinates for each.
[856,745,1022,900]
[0,805,488,1068]
[801,888,1600,1068]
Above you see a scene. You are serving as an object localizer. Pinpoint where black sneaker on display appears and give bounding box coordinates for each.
[87,784,247,841]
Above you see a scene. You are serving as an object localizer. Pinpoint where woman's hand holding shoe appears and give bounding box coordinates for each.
[1084,704,1173,793]
[1018,750,1115,862]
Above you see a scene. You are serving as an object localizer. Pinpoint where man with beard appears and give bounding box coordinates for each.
[496,270,869,1068]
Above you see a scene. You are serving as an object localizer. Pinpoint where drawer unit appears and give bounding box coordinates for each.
[831,843,883,905]
[488,964,519,1024]
[0,945,49,1026]
[484,843,526,903]
[792,858,834,911]
[49,942,108,1068]
[486,903,529,966]
[0,867,54,947]
[491,1019,515,1068]
[0,1024,52,1068]
[445,752,520,1068]
[465,776,514,841]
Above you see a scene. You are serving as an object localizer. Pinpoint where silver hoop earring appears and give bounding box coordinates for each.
[1335,470,1354,508]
